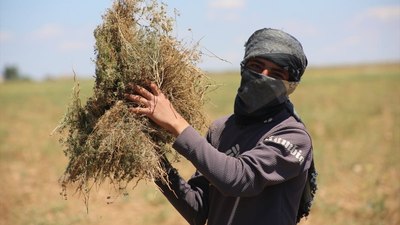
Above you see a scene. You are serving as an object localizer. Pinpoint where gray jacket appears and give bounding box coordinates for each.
[156,110,313,225]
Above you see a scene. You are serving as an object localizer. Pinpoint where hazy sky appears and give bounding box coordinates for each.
[1,0,399,80]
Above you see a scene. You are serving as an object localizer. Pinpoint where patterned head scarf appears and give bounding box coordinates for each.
[243,28,308,82]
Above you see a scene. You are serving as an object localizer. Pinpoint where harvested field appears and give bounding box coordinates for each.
[1,63,399,225]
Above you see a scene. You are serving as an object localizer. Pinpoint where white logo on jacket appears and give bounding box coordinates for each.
[225,144,240,157]
[264,136,305,164]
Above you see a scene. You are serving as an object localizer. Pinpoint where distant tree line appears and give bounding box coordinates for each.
[2,65,31,81]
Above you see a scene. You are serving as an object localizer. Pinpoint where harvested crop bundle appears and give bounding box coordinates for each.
[55,0,211,204]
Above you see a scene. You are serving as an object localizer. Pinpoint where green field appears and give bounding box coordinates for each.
[1,63,399,225]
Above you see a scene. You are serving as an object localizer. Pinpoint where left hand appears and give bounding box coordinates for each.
[125,82,189,137]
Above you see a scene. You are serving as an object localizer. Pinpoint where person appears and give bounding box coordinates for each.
[125,28,317,225]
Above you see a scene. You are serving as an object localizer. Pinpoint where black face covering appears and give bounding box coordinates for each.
[234,28,307,124]
[234,67,289,117]
[234,63,300,122]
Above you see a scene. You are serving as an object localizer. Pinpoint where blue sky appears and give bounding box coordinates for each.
[0,0,399,80]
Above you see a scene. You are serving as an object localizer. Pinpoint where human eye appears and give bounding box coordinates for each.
[246,61,263,73]
[270,69,289,80]
[268,73,283,80]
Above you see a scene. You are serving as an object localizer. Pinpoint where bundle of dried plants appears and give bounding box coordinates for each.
[55,0,211,206]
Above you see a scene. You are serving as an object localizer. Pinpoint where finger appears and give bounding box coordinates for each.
[133,84,154,100]
[126,83,154,100]
[127,82,138,93]
[149,82,161,96]
[129,107,152,115]
[125,94,149,106]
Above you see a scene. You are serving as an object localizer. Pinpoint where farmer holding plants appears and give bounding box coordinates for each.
[126,28,317,225]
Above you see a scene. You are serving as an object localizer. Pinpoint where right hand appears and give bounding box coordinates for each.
[125,82,190,137]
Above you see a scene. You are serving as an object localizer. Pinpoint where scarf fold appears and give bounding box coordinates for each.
[233,66,298,124]
[234,101,286,125]
[297,160,318,223]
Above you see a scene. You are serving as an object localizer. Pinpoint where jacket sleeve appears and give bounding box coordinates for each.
[172,124,312,197]
[155,157,210,225]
